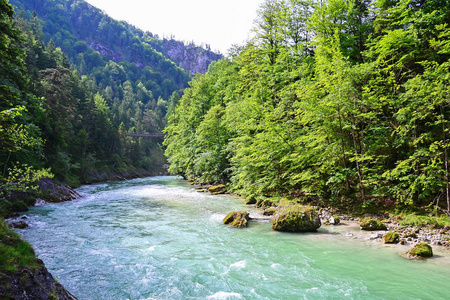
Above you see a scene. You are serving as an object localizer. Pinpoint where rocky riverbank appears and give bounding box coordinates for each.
[0,259,78,300]
[194,182,450,256]
[318,207,450,249]
[0,218,77,299]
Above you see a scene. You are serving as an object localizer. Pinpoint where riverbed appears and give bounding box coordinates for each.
[17,176,450,299]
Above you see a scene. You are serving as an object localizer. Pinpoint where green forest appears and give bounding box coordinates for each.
[164,0,450,215]
[0,0,222,217]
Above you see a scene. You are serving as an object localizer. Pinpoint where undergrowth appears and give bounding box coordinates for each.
[396,212,450,228]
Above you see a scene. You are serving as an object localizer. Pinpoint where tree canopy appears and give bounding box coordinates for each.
[164,0,450,214]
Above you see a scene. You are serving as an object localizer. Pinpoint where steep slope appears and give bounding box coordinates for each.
[10,0,222,83]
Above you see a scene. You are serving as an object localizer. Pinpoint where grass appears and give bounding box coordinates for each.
[0,219,38,273]
[395,211,450,228]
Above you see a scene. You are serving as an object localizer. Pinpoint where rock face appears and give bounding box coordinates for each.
[223,212,250,228]
[271,206,321,232]
[406,242,433,259]
[360,219,387,231]
[208,185,227,195]
[382,231,400,244]
[38,179,81,203]
[162,39,223,75]
[0,261,77,300]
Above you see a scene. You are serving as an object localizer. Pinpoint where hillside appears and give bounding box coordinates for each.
[10,0,222,91]
[0,0,220,194]
[164,0,450,215]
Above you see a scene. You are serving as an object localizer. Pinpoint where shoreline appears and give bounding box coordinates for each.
[244,206,450,260]
[195,183,450,257]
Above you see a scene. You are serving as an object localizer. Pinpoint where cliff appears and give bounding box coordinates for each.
[162,39,223,74]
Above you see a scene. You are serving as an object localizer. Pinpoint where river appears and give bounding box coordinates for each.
[17,176,450,299]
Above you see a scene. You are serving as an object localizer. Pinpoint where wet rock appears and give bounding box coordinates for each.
[369,233,384,240]
[324,216,340,225]
[406,243,433,260]
[223,211,250,228]
[382,232,400,244]
[8,221,28,229]
[360,219,387,231]
[208,184,227,195]
[271,206,321,232]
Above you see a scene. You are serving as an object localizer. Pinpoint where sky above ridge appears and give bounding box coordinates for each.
[85,0,264,54]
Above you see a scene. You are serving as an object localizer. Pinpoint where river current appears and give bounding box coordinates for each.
[17,176,450,299]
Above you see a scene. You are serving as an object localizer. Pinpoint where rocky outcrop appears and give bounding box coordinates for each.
[0,261,77,300]
[360,219,387,231]
[38,179,81,203]
[162,39,222,75]
[223,211,250,228]
[271,206,321,232]
[406,242,433,259]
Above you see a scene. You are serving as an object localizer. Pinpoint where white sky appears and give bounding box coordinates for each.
[85,0,264,54]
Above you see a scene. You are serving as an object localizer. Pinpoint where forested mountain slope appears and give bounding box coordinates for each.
[164,0,450,214]
[1,0,222,218]
[10,0,222,97]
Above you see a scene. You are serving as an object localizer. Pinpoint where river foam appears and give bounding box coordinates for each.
[17,176,450,300]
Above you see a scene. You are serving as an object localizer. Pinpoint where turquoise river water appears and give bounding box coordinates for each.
[16,176,450,299]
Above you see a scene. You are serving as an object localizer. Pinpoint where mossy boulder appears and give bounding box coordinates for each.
[406,243,433,259]
[208,184,227,195]
[382,231,400,244]
[262,207,277,216]
[256,198,275,209]
[360,219,387,231]
[223,211,250,228]
[271,206,321,232]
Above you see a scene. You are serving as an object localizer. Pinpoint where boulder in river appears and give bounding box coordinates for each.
[406,242,433,260]
[271,206,321,232]
[208,184,227,195]
[382,231,400,244]
[360,219,387,231]
[223,212,250,228]
[8,221,28,229]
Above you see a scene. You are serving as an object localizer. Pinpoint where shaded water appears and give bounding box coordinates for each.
[17,176,450,299]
